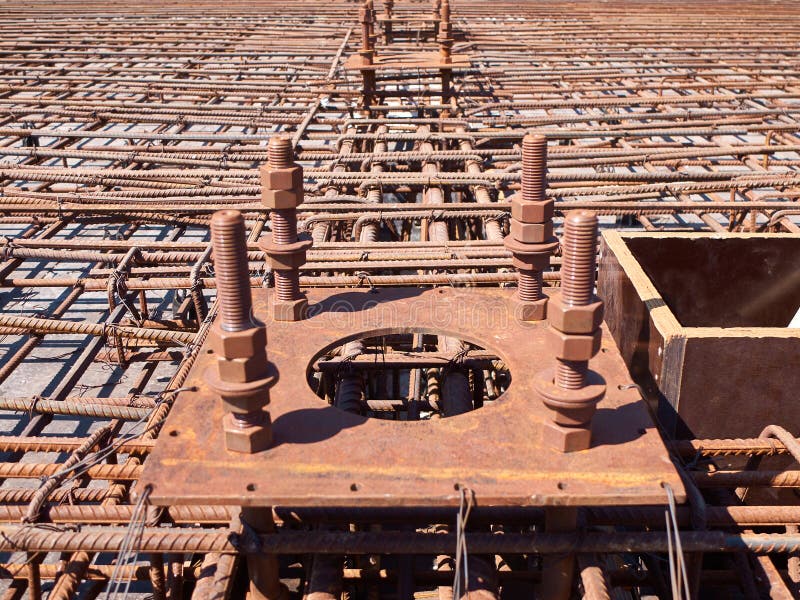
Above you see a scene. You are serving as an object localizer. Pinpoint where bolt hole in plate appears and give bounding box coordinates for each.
[307,329,511,422]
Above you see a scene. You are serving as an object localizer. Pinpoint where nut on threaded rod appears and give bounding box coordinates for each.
[556,212,599,389]
[259,135,312,322]
[504,132,556,321]
[534,211,605,453]
[206,209,277,454]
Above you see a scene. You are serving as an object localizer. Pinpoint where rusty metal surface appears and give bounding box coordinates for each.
[0,0,797,597]
[142,287,683,507]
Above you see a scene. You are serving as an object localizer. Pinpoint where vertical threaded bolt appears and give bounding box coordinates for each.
[555,211,599,390]
[271,209,298,245]
[360,2,373,52]
[560,211,598,307]
[274,271,301,301]
[522,134,547,203]
[518,270,544,302]
[266,135,304,304]
[210,210,252,332]
[267,136,293,169]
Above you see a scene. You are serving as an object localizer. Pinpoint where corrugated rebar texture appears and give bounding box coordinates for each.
[0,1,798,598]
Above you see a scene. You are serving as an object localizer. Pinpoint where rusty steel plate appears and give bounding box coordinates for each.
[140,287,684,508]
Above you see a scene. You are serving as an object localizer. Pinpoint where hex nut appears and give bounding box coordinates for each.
[216,354,271,383]
[533,367,606,424]
[260,165,302,191]
[262,188,303,209]
[504,236,558,266]
[511,197,554,223]
[260,236,312,270]
[510,220,554,244]
[513,297,547,321]
[267,249,307,270]
[511,252,551,271]
[511,252,550,271]
[223,412,272,453]
[220,388,271,414]
[208,323,266,359]
[546,328,602,361]
[548,295,604,334]
[273,296,308,322]
[542,421,592,453]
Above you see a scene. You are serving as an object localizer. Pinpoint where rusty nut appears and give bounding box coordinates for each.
[267,250,307,271]
[548,294,604,334]
[273,296,308,322]
[511,197,554,223]
[261,236,312,270]
[504,236,558,269]
[534,367,606,423]
[510,220,554,244]
[216,354,271,383]
[262,188,303,210]
[260,165,302,191]
[208,323,266,359]
[542,421,592,453]
[546,328,601,361]
[220,388,271,415]
[513,296,547,321]
[511,252,551,271]
[223,412,272,453]
[206,364,276,413]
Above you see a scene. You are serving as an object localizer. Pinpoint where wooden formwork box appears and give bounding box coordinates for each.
[598,232,800,439]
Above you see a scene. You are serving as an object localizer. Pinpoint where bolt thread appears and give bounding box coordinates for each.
[521,134,547,204]
[267,136,293,169]
[561,211,598,306]
[518,270,543,301]
[555,359,588,390]
[271,209,298,245]
[210,210,252,332]
[362,22,372,51]
[232,411,264,429]
[275,270,301,301]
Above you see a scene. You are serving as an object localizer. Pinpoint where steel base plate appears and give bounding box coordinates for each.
[140,287,684,507]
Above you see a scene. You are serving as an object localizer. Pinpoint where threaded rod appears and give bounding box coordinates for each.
[518,270,544,301]
[560,211,598,307]
[521,134,547,203]
[210,210,252,332]
[555,211,599,390]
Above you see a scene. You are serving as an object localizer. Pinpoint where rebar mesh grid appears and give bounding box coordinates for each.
[0,1,798,598]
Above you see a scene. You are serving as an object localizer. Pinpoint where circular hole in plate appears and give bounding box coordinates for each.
[307,329,511,422]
